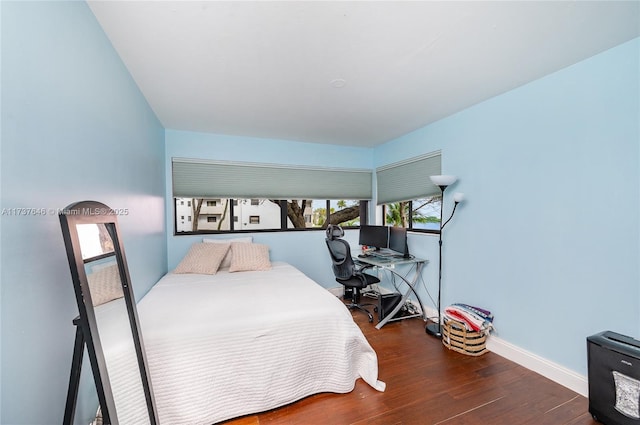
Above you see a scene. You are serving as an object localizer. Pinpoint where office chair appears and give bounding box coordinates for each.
[325,225,379,322]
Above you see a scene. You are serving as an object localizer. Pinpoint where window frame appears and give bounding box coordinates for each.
[173,199,369,235]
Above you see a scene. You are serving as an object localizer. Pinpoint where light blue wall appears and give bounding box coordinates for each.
[377,37,640,375]
[0,1,4,419]
[1,2,166,424]
[165,130,374,287]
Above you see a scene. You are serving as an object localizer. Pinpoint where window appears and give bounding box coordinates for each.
[171,158,373,234]
[382,197,440,231]
[172,153,444,234]
[285,199,362,229]
[328,199,361,227]
[376,151,442,233]
[174,197,367,234]
[238,199,279,230]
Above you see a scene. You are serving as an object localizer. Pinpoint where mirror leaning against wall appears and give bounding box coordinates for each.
[59,200,158,425]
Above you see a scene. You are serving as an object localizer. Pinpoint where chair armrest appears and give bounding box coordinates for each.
[357,263,376,273]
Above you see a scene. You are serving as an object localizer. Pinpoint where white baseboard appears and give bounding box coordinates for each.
[486,335,588,397]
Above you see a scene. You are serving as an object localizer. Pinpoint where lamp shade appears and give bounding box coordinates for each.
[430,175,457,187]
[453,192,465,203]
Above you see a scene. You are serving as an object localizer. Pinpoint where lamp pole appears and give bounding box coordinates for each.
[425,175,462,338]
[426,184,447,338]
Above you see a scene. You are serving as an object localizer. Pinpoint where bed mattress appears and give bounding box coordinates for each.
[125,261,385,425]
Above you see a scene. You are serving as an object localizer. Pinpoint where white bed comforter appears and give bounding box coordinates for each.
[134,261,385,425]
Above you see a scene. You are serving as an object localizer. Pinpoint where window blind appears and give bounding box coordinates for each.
[376,151,442,204]
[172,158,373,200]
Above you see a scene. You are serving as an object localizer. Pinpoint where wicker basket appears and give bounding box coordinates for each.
[442,318,488,356]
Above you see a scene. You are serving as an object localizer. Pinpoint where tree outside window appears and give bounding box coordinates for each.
[384,196,440,231]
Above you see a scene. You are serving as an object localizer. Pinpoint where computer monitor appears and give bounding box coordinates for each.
[358,225,389,251]
[389,226,410,258]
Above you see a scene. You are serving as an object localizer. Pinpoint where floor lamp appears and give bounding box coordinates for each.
[426,175,464,338]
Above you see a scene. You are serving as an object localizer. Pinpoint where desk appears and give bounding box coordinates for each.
[355,253,427,329]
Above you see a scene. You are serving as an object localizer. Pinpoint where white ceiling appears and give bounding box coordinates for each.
[88,1,640,148]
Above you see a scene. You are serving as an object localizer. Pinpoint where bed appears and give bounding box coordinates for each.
[124,257,385,425]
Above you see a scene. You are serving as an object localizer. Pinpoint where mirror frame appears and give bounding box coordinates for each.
[59,200,158,425]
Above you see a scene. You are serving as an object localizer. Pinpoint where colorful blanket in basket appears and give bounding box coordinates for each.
[444,303,494,333]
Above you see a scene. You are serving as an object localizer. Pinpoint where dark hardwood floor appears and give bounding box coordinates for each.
[224,308,597,425]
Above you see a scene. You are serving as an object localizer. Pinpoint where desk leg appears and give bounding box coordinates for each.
[375,263,426,329]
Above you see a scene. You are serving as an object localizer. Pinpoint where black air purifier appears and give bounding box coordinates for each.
[587,331,640,424]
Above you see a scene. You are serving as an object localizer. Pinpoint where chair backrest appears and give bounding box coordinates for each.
[326,224,344,240]
[325,237,356,280]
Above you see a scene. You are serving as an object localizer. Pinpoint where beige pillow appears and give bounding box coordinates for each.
[229,242,272,272]
[203,236,253,269]
[174,242,230,274]
[87,263,124,306]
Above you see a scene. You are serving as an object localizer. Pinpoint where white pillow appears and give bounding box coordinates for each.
[174,242,230,275]
[229,242,272,272]
[203,236,253,269]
